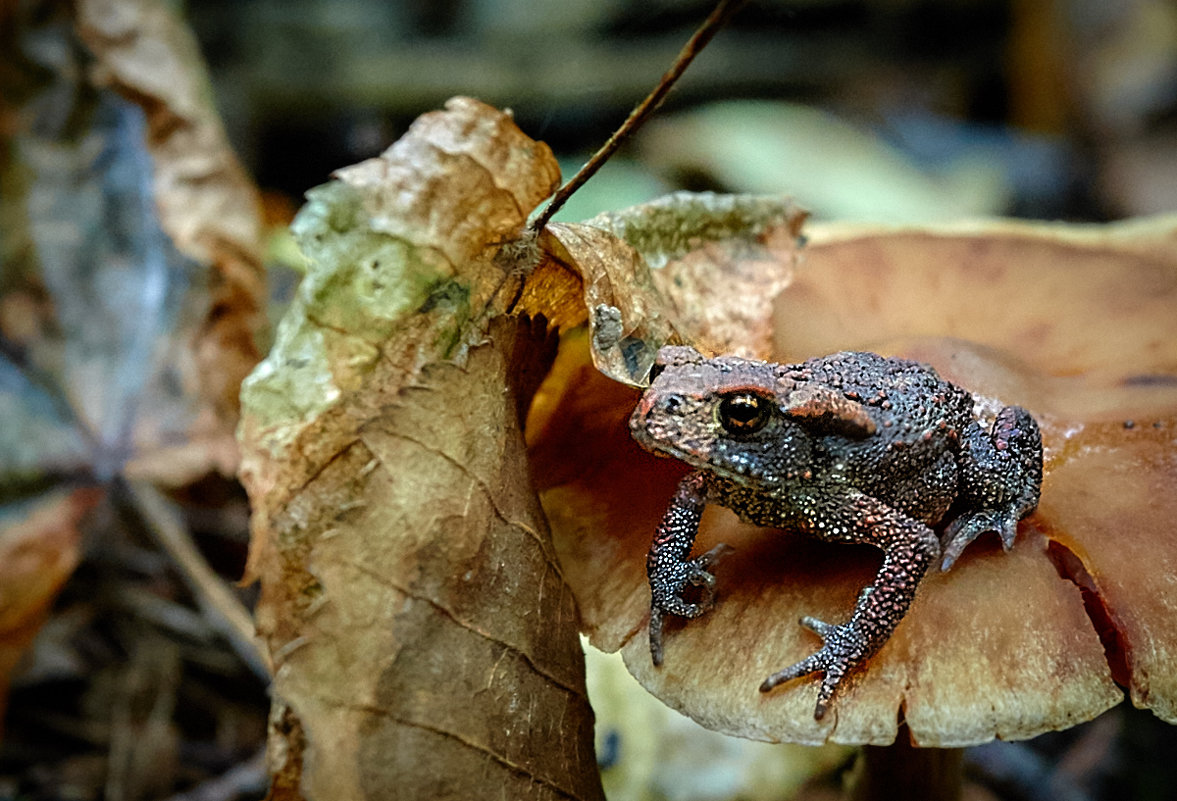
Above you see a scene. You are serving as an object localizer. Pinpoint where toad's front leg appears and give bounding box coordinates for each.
[760,490,939,720]
[647,470,732,666]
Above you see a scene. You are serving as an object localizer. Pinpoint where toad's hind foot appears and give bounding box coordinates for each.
[945,405,1042,571]
[939,509,1019,571]
[759,616,869,720]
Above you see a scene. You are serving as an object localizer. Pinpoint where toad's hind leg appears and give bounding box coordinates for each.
[760,492,939,720]
[941,406,1042,571]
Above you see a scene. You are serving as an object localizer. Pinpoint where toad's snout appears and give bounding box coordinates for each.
[630,392,687,442]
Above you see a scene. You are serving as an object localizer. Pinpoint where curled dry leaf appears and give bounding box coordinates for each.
[0,489,99,737]
[529,216,1177,746]
[1,0,265,488]
[75,0,267,483]
[542,192,806,384]
[238,98,609,800]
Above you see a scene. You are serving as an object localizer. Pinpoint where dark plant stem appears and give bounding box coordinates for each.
[850,733,964,801]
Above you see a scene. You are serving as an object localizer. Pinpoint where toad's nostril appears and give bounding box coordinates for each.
[661,394,685,414]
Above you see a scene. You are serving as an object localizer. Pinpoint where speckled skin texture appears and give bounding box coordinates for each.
[630,346,1043,719]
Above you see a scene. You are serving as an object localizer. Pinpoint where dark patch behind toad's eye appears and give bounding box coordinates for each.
[717,392,772,435]
[647,362,667,384]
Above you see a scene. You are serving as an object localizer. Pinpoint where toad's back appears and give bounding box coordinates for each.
[785,352,977,525]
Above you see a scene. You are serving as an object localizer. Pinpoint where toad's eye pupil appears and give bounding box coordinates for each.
[718,393,771,434]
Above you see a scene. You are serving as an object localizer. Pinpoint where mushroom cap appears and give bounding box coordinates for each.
[529,218,1177,746]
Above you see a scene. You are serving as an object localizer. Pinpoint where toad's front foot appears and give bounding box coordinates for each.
[649,543,733,666]
[759,616,870,720]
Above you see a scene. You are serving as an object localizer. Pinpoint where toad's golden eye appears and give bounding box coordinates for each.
[717,392,771,435]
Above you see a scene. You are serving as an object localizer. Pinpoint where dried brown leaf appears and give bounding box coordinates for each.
[2,0,266,487]
[540,193,806,384]
[76,0,267,482]
[0,488,99,737]
[238,98,603,800]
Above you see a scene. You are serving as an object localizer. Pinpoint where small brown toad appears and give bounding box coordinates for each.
[629,346,1043,720]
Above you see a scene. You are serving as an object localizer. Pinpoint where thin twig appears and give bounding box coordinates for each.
[124,479,272,680]
[528,0,749,233]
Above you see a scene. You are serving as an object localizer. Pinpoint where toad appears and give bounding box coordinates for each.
[630,346,1043,719]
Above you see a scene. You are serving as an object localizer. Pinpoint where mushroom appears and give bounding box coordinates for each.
[528,217,1177,796]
